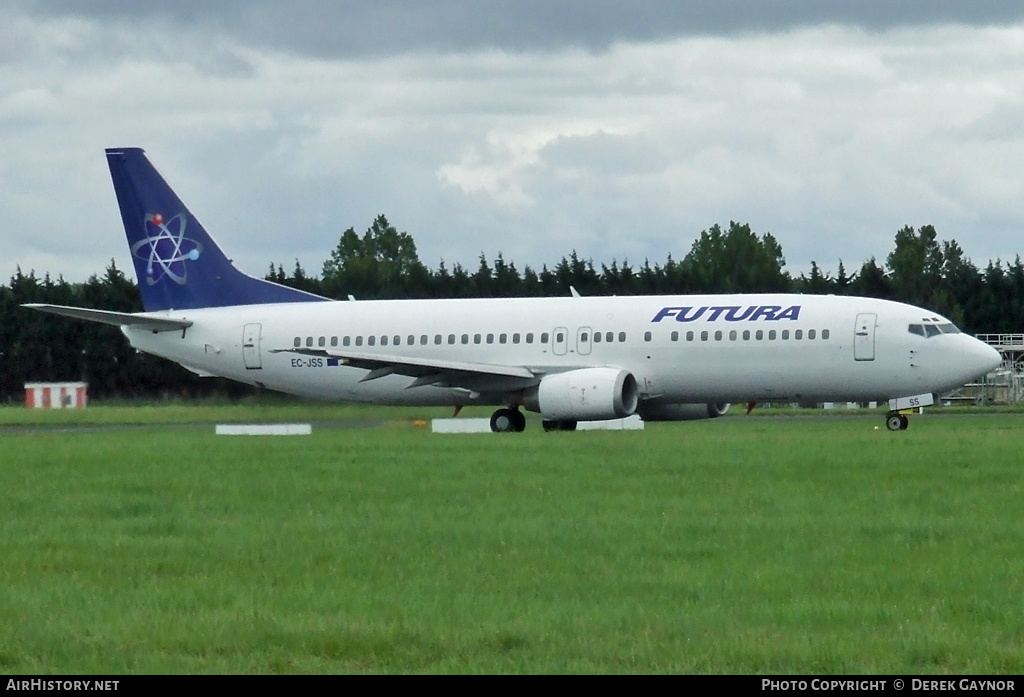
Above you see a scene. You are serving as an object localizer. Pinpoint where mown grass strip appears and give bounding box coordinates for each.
[1,415,1022,673]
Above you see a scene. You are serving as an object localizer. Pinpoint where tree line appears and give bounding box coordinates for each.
[3,217,1023,402]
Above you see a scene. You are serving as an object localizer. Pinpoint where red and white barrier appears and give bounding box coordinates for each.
[24,382,88,409]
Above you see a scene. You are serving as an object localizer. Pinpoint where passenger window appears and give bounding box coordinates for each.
[808,329,816,340]
[330,336,338,347]
[434,335,442,345]
[408,335,415,345]
[487,333,494,344]
[671,331,679,342]
[714,330,723,341]
[474,334,482,344]
[500,333,508,344]
[394,335,401,345]
[822,329,830,340]
[381,335,388,346]
[513,333,521,344]
[606,332,613,343]
[293,337,301,347]
[795,330,802,340]
[526,333,534,343]
[686,331,694,341]
[541,333,549,343]
[355,336,363,346]
[729,330,737,341]
[344,336,351,346]
[554,333,563,343]
[756,330,763,340]
[594,332,602,343]
[644,331,652,342]
[448,334,456,344]
[461,334,469,344]
[580,333,588,343]
[618,332,626,342]
[701,331,709,341]
[317,336,325,347]
[781,330,789,340]
[742,330,750,340]
[420,335,427,345]
[368,336,376,346]
[769,330,777,340]
[305,336,313,347]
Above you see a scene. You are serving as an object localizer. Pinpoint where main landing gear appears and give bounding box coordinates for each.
[490,407,526,433]
[488,407,577,432]
[885,412,910,431]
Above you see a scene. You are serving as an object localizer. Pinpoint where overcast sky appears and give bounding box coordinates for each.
[3,1,1024,286]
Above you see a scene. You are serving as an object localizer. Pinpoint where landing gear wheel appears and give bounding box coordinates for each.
[491,408,526,433]
[512,408,526,432]
[490,408,514,433]
[886,412,906,432]
[542,419,578,432]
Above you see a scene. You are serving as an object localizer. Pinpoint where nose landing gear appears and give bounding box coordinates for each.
[884,393,933,431]
[885,412,909,431]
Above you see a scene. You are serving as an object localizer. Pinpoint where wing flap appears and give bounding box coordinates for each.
[273,346,539,388]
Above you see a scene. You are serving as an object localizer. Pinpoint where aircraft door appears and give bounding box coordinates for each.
[854,313,876,361]
[553,327,568,356]
[243,323,262,370]
[577,326,593,356]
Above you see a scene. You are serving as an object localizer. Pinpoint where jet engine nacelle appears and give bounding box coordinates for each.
[636,402,731,422]
[525,367,639,421]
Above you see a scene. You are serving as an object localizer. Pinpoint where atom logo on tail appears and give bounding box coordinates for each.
[130,212,203,285]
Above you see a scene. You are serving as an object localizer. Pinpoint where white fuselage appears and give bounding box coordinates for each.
[122,293,1000,408]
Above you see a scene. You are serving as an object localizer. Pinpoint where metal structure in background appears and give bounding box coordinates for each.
[945,334,1024,405]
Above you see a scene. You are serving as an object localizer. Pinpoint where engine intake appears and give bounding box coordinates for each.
[525,368,639,421]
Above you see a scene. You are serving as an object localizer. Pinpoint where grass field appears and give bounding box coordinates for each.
[1,406,1023,673]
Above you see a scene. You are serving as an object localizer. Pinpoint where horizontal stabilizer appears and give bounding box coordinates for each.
[22,303,193,332]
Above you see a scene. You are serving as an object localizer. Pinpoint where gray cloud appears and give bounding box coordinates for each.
[3,2,1024,288]
[20,0,1024,58]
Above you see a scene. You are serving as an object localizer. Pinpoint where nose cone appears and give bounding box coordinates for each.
[931,336,1002,395]
[966,338,1002,379]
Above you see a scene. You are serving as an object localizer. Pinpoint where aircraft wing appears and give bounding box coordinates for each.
[274,346,542,390]
[23,303,193,332]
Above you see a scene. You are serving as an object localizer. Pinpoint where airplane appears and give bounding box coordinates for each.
[25,147,1002,433]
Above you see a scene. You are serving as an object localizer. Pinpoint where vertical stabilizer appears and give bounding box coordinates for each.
[105,147,327,311]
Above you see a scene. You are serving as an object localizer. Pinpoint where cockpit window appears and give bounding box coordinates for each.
[909,322,962,337]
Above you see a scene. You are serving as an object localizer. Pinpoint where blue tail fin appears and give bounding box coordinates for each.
[106,147,327,311]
